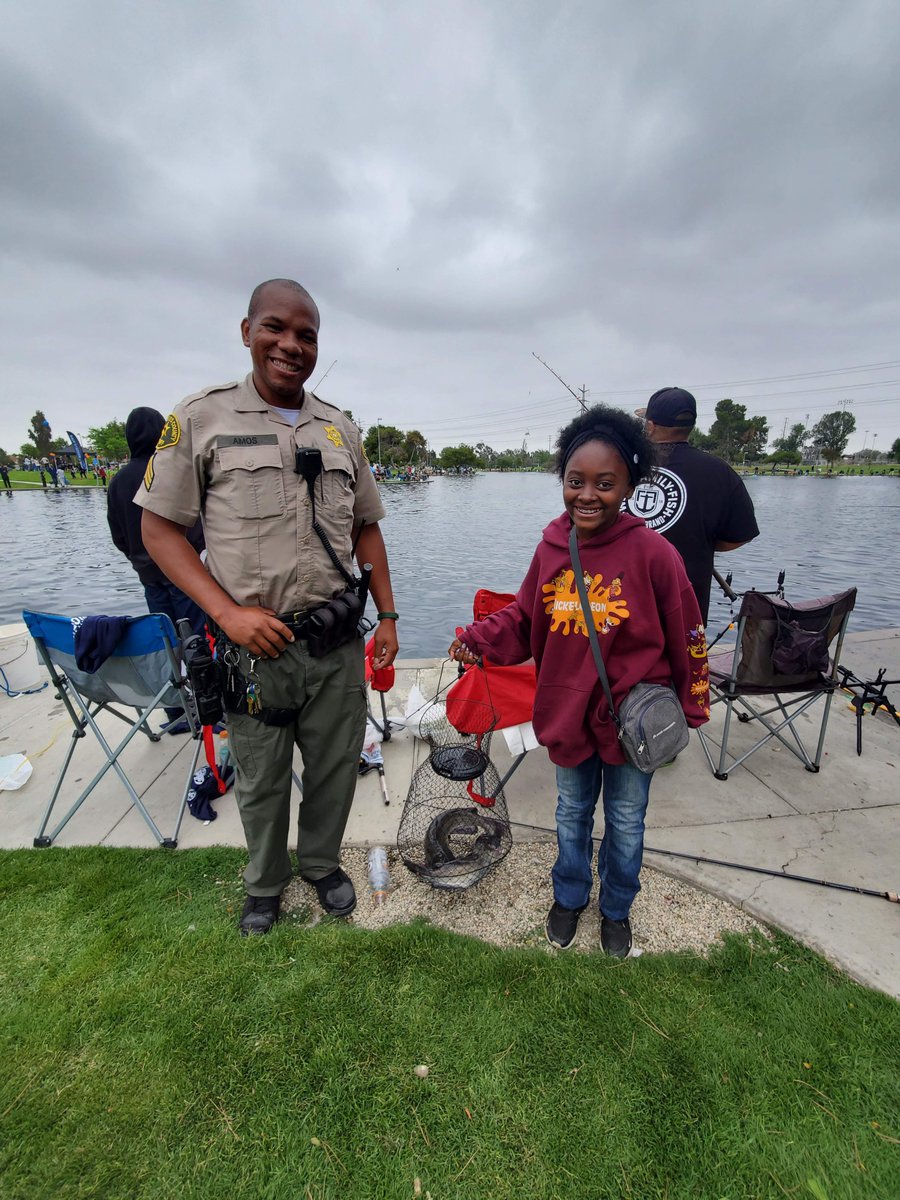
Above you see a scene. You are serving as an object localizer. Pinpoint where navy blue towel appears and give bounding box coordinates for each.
[74,616,131,673]
[186,763,235,822]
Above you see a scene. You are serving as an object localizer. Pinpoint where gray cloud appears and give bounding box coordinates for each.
[0,0,898,457]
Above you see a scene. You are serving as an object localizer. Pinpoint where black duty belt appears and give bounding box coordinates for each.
[275,608,317,637]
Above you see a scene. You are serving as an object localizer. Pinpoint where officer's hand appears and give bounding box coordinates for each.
[371,620,399,671]
[448,637,480,665]
[220,606,294,658]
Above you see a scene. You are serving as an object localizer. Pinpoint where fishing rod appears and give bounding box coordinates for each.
[311,359,337,391]
[506,820,899,903]
[532,352,588,412]
[712,568,737,601]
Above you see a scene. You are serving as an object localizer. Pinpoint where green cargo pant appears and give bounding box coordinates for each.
[226,636,367,896]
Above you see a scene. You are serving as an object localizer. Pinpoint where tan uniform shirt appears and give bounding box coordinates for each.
[135,374,385,613]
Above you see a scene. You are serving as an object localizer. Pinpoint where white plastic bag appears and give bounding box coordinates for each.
[0,753,33,791]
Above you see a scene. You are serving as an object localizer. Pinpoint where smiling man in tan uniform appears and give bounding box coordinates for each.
[138,278,399,935]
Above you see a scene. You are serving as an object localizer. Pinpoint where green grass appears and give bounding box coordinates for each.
[1,848,897,1200]
[4,470,107,490]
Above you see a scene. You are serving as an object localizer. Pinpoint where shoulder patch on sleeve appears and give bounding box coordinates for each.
[156,414,181,450]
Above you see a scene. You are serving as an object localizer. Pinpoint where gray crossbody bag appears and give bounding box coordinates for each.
[569,526,689,773]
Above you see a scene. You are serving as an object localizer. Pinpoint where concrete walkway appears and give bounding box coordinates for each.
[1,629,898,999]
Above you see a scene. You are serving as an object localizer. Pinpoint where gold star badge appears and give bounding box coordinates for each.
[324,424,344,448]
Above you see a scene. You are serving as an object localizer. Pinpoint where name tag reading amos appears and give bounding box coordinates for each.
[216,435,280,449]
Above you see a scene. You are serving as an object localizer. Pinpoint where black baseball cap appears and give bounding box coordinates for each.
[635,387,697,427]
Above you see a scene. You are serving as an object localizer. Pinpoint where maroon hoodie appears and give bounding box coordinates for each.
[458,512,710,767]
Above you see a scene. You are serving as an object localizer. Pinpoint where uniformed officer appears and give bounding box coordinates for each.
[138,278,399,935]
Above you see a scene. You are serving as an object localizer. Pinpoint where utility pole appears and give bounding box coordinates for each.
[377,417,382,464]
[532,352,588,412]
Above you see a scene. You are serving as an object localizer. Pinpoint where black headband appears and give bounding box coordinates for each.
[562,428,641,486]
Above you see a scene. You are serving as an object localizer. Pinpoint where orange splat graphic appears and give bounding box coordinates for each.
[688,624,708,658]
[542,569,630,637]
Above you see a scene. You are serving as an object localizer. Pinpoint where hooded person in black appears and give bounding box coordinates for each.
[107,407,207,730]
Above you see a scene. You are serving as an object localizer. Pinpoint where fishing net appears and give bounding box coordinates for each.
[417,663,498,781]
[398,760,512,890]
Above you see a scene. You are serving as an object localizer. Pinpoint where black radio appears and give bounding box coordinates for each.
[177,620,224,727]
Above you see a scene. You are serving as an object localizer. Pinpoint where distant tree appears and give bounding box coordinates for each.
[474,442,496,467]
[363,423,404,464]
[27,410,54,458]
[705,400,771,462]
[707,399,749,461]
[769,448,802,466]
[688,426,715,451]
[891,437,900,463]
[402,430,427,462]
[50,436,69,452]
[341,409,363,431]
[772,422,808,457]
[811,410,856,465]
[494,454,516,471]
[438,444,478,470]
[88,420,129,461]
[530,449,553,469]
[0,447,10,466]
[20,442,38,458]
[741,416,770,461]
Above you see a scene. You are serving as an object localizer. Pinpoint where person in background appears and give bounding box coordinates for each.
[624,387,759,624]
[450,405,709,957]
[107,407,207,735]
[0,464,11,492]
[138,278,399,936]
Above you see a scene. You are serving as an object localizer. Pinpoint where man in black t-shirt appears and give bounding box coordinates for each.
[624,387,759,623]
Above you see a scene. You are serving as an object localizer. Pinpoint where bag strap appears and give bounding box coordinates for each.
[568,525,622,734]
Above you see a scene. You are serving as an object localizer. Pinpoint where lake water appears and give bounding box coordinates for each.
[1,474,898,657]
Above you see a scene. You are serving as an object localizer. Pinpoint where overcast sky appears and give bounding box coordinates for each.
[2,0,899,459]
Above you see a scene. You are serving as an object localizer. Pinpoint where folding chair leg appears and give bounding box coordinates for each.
[38,691,175,846]
[169,737,206,846]
[34,725,85,846]
[493,752,528,797]
[715,695,739,778]
[809,691,837,772]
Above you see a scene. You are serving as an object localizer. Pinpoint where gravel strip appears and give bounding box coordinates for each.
[282,841,765,956]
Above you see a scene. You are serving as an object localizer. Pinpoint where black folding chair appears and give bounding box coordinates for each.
[22,610,204,847]
[697,587,857,780]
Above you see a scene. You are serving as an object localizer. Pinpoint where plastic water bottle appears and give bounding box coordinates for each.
[367,846,390,906]
[218,731,230,769]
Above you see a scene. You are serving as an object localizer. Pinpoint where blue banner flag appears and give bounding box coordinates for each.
[67,432,88,472]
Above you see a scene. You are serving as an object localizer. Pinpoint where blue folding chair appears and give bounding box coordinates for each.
[22,610,204,847]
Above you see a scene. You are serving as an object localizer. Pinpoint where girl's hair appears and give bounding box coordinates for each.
[555,404,655,484]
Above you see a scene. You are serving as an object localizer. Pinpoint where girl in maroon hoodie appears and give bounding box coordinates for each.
[450,406,709,956]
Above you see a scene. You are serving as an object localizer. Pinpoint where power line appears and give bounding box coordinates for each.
[412,394,900,439]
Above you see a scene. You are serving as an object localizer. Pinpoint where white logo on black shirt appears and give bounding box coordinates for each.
[624,467,686,531]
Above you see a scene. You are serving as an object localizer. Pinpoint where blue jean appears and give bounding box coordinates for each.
[143,581,207,719]
[551,753,653,921]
